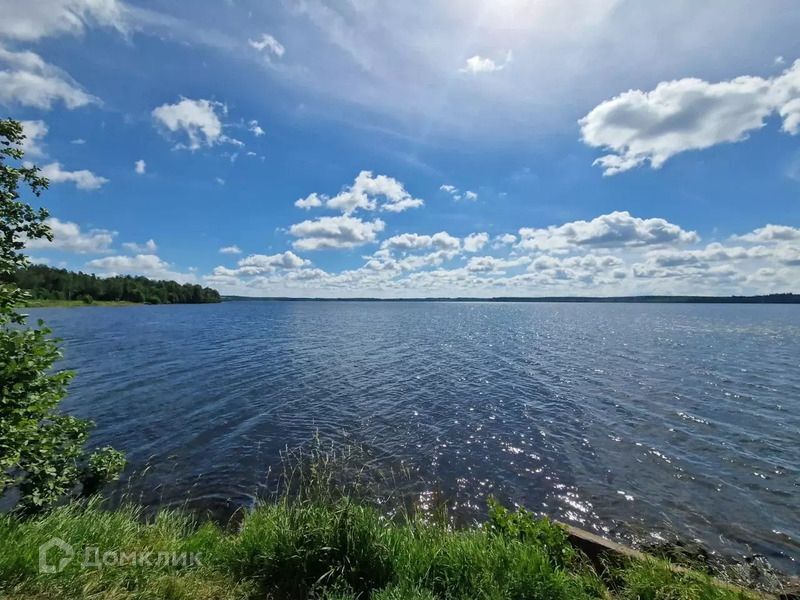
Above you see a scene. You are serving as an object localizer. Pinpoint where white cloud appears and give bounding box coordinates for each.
[295,192,324,210]
[122,239,157,253]
[20,119,48,157]
[580,59,800,175]
[0,0,127,42]
[322,170,423,214]
[459,50,512,74]
[733,224,800,243]
[70,138,85,144]
[493,233,517,246]
[440,184,477,202]
[18,122,107,191]
[517,211,698,252]
[248,119,265,136]
[466,255,530,273]
[219,245,242,254]
[234,251,309,273]
[27,217,115,253]
[86,253,168,271]
[210,251,312,283]
[148,2,800,144]
[463,232,489,253]
[440,184,461,200]
[134,159,146,174]
[40,161,108,190]
[0,45,98,109]
[290,215,385,250]
[381,231,461,252]
[215,177,225,185]
[152,97,238,150]
[85,253,197,283]
[248,33,285,58]
[201,214,800,297]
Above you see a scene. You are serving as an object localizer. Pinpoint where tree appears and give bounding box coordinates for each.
[0,119,125,513]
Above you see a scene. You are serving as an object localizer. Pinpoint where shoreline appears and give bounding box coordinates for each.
[221,294,800,304]
[20,300,221,308]
[21,299,139,308]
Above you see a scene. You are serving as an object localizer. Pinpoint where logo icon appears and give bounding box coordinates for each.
[39,538,74,573]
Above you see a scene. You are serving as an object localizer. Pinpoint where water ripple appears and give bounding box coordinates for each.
[30,301,800,574]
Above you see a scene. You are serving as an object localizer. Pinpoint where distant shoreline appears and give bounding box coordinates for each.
[21,299,138,308]
[222,293,800,304]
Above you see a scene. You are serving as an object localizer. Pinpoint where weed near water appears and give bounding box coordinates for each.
[0,438,762,600]
[0,496,759,600]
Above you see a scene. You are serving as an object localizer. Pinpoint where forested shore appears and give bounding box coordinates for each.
[14,264,221,305]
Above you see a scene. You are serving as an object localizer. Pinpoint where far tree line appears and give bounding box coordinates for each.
[14,264,221,304]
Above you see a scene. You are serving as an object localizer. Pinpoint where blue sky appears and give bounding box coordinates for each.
[2,0,800,297]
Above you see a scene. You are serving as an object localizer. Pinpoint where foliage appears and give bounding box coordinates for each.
[485,496,578,568]
[0,119,125,513]
[82,447,127,496]
[612,558,753,600]
[15,264,221,305]
[0,498,758,600]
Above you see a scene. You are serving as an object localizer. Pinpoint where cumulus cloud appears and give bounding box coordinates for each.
[464,190,478,201]
[248,33,285,58]
[381,231,461,252]
[580,59,800,174]
[219,245,242,254]
[733,224,800,243]
[20,119,48,157]
[40,161,108,190]
[134,159,146,174]
[122,239,157,253]
[493,233,517,247]
[466,255,530,273]
[233,251,309,273]
[459,50,512,74]
[290,215,385,250]
[0,45,98,109]
[206,214,800,297]
[26,217,115,253]
[517,211,698,252]
[0,0,127,41]
[463,232,489,253]
[152,97,241,150]
[295,192,324,210]
[86,253,168,272]
[85,253,198,283]
[319,171,424,214]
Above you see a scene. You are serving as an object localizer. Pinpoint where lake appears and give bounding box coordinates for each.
[29,301,800,573]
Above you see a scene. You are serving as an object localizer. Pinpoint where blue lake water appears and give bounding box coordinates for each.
[29,301,800,573]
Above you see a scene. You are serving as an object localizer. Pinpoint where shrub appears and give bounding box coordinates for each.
[0,119,125,513]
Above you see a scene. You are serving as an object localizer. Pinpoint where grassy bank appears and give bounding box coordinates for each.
[0,498,759,600]
[21,299,139,308]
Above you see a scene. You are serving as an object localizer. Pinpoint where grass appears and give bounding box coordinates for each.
[0,499,762,600]
[21,299,139,308]
[0,441,763,600]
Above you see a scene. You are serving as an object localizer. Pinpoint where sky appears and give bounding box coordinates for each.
[2,0,800,298]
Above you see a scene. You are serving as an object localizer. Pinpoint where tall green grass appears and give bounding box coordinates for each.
[0,498,759,600]
[0,440,760,599]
